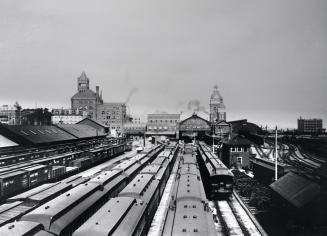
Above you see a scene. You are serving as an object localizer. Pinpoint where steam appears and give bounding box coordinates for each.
[125,88,139,104]
[187,99,209,114]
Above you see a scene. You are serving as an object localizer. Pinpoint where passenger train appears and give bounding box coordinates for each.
[197,141,234,199]
[163,150,216,235]
[0,144,179,235]
[0,139,128,200]
[73,144,178,236]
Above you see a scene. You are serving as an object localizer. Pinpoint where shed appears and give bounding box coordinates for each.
[77,118,109,134]
[0,124,76,146]
[56,124,106,139]
[270,172,320,208]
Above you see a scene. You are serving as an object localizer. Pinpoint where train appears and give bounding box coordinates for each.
[2,144,169,235]
[0,141,127,200]
[0,221,55,236]
[197,142,234,200]
[72,144,179,236]
[0,136,126,167]
[162,150,216,235]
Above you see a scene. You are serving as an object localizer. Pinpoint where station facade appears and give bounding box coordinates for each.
[146,113,180,137]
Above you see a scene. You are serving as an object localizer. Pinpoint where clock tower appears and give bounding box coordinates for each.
[210,85,226,122]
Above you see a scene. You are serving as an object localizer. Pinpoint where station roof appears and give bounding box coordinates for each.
[222,134,252,146]
[228,119,262,134]
[56,124,106,139]
[180,111,209,122]
[0,124,76,145]
[270,172,320,208]
[77,117,109,129]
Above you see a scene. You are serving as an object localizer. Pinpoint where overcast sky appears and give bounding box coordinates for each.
[0,0,326,128]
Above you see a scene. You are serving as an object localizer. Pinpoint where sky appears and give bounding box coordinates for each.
[0,0,326,128]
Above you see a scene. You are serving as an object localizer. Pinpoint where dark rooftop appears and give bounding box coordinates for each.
[270,172,320,208]
[222,134,252,146]
[0,124,76,145]
[56,124,106,139]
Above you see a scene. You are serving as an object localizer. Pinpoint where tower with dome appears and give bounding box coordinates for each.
[210,85,226,122]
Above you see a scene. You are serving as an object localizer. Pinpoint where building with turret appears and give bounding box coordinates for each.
[71,72,103,119]
[210,85,226,122]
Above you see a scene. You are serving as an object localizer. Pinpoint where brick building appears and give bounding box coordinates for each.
[297,117,324,133]
[146,113,180,137]
[51,108,84,124]
[96,103,127,133]
[71,72,103,119]
[221,134,252,168]
[0,105,19,125]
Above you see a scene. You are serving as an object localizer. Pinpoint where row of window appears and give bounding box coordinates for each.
[230,147,248,152]
[148,126,175,131]
[149,120,178,123]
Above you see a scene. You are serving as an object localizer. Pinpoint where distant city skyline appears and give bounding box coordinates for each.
[1,0,326,129]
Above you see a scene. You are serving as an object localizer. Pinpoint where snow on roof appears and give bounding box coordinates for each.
[0,134,18,148]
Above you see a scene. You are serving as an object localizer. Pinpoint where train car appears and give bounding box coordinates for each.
[125,141,133,151]
[21,182,106,236]
[197,142,234,200]
[0,221,55,236]
[0,201,38,227]
[74,175,161,236]
[69,157,92,169]
[24,164,49,187]
[50,166,66,179]
[63,175,90,188]
[73,196,146,236]
[0,148,62,168]
[163,153,216,236]
[87,148,105,163]
[118,173,161,223]
[27,182,72,204]
[73,146,173,236]
[0,169,29,197]
[184,143,196,155]
[8,182,58,202]
[18,144,160,235]
[88,169,127,199]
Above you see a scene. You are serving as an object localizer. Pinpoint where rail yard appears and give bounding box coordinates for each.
[0,121,326,236]
[0,135,270,236]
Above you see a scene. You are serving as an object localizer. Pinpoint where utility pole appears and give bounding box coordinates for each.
[275,126,278,181]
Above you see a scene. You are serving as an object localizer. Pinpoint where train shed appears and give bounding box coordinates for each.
[0,124,77,147]
[56,124,107,139]
[0,123,108,148]
[77,118,109,134]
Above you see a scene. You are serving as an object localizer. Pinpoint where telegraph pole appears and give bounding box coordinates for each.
[275,126,278,181]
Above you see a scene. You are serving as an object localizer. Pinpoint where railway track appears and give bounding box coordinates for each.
[211,192,267,236]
